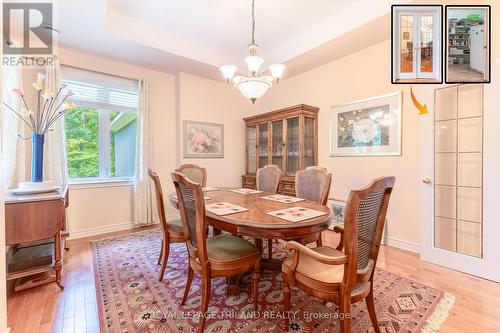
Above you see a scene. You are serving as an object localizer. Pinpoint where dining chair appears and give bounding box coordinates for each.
[176,163,207,187]
[282,176,395,333]
[255,164,282,259]
[294,166,332,246]
[148,169,187,282]
[171,172,261,333]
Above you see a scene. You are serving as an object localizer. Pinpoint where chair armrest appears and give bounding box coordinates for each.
[285,241,347,266]
[333,225,344,250]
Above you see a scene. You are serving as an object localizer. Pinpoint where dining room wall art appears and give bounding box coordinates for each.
[330,92,402,156]
[183,120,224,158]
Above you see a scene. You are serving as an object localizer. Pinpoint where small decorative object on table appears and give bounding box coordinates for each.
[3,73,76,193]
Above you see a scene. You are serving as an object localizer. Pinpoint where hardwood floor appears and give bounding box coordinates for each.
[6,226,500,333]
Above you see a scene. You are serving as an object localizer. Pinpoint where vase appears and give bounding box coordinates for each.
[31,133,45,182]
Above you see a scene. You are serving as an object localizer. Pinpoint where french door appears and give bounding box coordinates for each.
[394,8,441,80]
[421,84,500,282]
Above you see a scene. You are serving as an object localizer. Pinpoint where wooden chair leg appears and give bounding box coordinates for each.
[252,262,260,311]
[366,287,381,333]
[158,240,170,282]
[339,295,352,333]
[283,283,291,330]
[157,239,164,265]
[254,238,263,254]
[181,265,194,305]
[316,233,323,247]
[198,272,212,333]
[267,239,273,260]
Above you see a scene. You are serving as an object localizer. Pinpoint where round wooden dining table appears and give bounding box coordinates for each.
[168,187,332,241]
[168,188,332,294]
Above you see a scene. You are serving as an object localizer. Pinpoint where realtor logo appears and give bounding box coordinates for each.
[3,1,57,68]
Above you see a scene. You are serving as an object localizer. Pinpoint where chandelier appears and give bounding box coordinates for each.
[219,0,286,104]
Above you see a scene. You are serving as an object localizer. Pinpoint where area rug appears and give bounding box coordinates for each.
[91,229,454,333]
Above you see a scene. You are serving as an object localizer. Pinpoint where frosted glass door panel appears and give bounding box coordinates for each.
[434,86,483,258]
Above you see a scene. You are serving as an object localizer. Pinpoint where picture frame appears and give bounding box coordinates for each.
[183,120,224,158]
[329,92,402,157]
[328,198,347,227]
[445,5,491,84]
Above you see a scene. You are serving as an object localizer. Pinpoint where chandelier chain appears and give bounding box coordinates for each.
[251,0,256,45]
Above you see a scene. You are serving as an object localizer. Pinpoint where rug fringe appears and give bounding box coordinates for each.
[421,292,455,333]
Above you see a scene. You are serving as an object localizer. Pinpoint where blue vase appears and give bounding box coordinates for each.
[31,134,45,182]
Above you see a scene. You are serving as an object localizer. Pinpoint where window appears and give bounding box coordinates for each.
[62,67,139,182]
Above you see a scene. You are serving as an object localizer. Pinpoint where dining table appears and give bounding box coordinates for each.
[168,187,332,295]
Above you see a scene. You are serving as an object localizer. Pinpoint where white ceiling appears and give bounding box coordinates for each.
[54,0,398,80]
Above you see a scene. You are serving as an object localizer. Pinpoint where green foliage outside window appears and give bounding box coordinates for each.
[65,107,99,178]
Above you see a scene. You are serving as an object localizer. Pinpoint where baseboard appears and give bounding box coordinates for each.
[384,236,420,253]
[68,214,179,239]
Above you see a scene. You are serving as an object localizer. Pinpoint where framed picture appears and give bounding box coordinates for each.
[445,5,490,83]
[328,198,347,226]
[330,92,402,157]
[391,5,443,84]
[183,121,224,158]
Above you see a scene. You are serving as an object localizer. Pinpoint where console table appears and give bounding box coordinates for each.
[4,186,68,291]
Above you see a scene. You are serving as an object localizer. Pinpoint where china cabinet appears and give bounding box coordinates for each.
[242,104,319,196]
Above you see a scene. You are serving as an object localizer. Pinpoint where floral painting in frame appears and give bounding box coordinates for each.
[330,92,402,156]
[183,120,224,158]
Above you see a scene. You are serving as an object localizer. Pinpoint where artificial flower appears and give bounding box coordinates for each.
[42,88,54,99]
[37,73,45,83]
[64,101,77,110]
[33,82,43,91]
[12,88,23,96]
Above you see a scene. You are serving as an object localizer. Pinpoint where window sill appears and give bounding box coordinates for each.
[69,178,134,190]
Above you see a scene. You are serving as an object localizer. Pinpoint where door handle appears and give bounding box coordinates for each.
[422,178,432,184]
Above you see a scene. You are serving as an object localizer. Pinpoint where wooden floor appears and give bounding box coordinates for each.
[6,226,500,333]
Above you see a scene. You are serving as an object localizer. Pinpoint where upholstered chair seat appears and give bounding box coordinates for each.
[206,235,260,262]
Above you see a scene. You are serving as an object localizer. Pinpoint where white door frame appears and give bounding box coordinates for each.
[393,7,442,81]
[420,84,500,282]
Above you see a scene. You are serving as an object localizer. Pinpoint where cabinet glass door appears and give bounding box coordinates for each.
[286,117,300,175]
[271,120,283,169]
[258,123,269,168]
[304,117,315,168]
[247,126,257,173]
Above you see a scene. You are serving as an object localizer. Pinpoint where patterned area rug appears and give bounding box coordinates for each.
[91,229,454,332]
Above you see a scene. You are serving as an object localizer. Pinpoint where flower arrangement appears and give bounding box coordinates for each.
[2,73,77,183]
[3,73,76,136]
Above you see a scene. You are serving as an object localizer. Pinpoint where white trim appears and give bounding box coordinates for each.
[69,179,133,190]
[384,236,420,253]
[68,214,179,239]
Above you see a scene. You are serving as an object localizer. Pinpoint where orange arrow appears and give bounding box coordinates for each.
[410,86,428,115]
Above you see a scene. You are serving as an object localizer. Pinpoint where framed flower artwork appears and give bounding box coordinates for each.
[183,120,224,158]
[329,92,402,156]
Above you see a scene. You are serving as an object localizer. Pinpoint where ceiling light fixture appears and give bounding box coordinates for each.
[219,0,285,104]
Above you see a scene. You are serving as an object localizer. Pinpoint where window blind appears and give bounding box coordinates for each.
[61,66,139,113]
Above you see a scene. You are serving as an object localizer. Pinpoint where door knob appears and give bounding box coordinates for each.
[422,178,432,184]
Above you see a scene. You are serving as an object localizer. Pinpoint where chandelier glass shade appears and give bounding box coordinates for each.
[219,0,285,103]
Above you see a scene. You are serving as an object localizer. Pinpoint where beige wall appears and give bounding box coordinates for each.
[178,72,252,187]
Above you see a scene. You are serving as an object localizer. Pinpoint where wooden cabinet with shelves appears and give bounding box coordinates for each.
[242,104,319,195]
